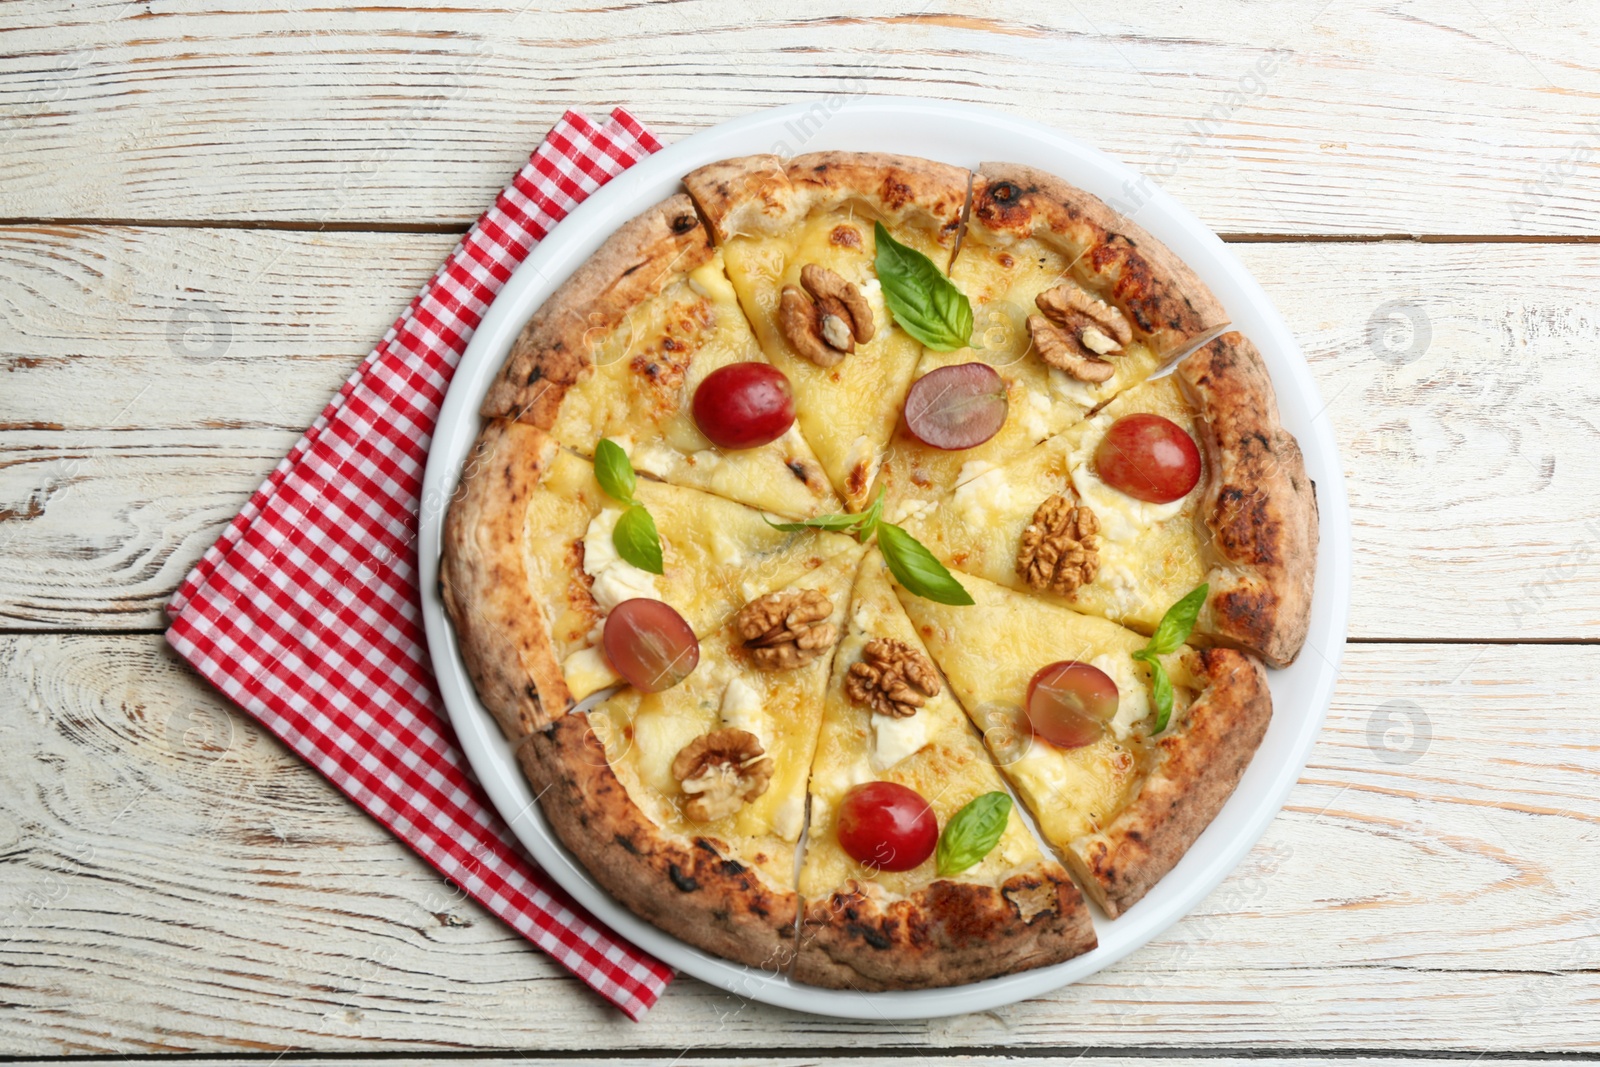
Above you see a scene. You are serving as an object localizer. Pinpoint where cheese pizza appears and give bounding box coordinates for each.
[440,150,1318,989]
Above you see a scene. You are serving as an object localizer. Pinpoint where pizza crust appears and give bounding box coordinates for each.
[793,864,1098,991]
[1179,331,1320,668]
[521,712,801,972]
[441,153,1312,983]
[1068,647,1273,918]
[481,193,713,428]
[969,162,1229,356]
[684,151,971,245]
[440,417,570,739]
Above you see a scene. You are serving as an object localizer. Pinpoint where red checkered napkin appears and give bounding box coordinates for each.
[167,108,674,1020]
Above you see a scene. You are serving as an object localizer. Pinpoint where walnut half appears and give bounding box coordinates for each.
[778,265,875,367]
[672,728,773,822]
[1028,283,1134,381]
[735,589,839,670]
[846,638,941,718]
[1017,493,1101,595]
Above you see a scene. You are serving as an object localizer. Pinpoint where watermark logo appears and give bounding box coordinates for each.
[163,704,236,765]
[1367,300,1432,366]
[1366,699,1432,765]
[167,298,233,363]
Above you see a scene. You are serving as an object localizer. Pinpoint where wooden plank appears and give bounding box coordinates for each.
[3,231,1597,637]
[2,635,1597,1054]
[1,1,1598,234]
[5,1061,1578,1067]
[0,225,460,433]
[0,430,296,629]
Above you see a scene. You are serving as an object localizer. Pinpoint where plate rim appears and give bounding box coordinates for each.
[417,96,1352,1021]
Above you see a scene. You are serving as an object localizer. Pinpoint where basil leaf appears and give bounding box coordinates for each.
[764,511,871,534]
[857,483,886,533]
[593,438,637,505]
[763,486,886,540]
[877,522,974,605]
[613,504,664,575]
[873,221,974,352]
[936,791,1012,877]
[1145,582,1209,656]
[1147,656,1175,733]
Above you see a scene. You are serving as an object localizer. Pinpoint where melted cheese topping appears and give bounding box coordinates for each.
[874,234,1169,520]
[896,374,1209,633]
[582,508,661,612]
[1069,460,1188,543]
[893,569,1180,854]
[869,710,933,771]
[547,251,836,519]
[798,551,1050,900]
[719,676,770,752]
[720,210,941,509]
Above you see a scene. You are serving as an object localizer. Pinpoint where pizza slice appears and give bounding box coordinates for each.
[522,548,862,971]
[684,153,970,511]
[896,333,1318,668]
[874,162,1229,519]
[793,549,1095,989]
[441,423,858,739]
[481,193,838,519]
[895,568,1271,918]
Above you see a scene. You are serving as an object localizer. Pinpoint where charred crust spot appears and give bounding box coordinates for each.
[848,921,892,950]
[845,461,870,499]
[614,833,640,855]
[694,839,719,855]
[829,223,862,248]
[524,364,545,386]
[670,212,697,235]
[720,858,747,877]
[880,176,914,209]
[1216,586,1277,643]
[924,880,1007,941]
[1215,486,1281,565]
[975,180,1032,230]
[662,337,681,352]
[668,864,699,892]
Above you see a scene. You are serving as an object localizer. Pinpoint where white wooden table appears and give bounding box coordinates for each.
[3,1,1598,1060]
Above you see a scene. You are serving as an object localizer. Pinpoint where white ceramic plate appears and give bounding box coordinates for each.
[418,98,1351,1020]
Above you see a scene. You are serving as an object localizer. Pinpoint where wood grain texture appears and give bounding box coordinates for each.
[0,225,460,432]
[2,635,1596,1053]
[0,430,296,629]
[3,231,1597,637]
[1,1,1598,234]
[8,1061,1583,1067]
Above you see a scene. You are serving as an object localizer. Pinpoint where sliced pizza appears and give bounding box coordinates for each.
[684,153,970,510]
[896,567,1271,917]
[896,332,1317,667]
[874,162,1229,520]
[522,548,862,971]
[440,425,858,738]
[481,193,837,519]
[794,549,1095,989]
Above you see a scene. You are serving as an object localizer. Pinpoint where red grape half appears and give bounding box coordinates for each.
[692,363,795,449]
[836,781,938,872]
[602,598,699,693]
[1026,660,1120,749]
[1093,413,1201,504]
[902,363,1009,450]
